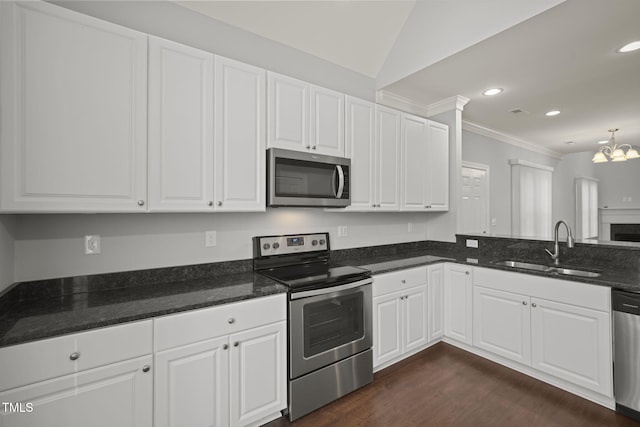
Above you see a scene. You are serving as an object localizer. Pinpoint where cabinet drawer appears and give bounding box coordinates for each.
[472,267,610,312]
[154,294,286,351]
[373,266,427,297]
[0,320,152,391]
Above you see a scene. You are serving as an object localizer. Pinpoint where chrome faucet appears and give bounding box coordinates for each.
[545,220,575,265]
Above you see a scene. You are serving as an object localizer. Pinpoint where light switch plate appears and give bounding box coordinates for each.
[205,231,217,247]
[84,235,100,255]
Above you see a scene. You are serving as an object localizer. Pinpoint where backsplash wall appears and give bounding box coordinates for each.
[12,210,446,283]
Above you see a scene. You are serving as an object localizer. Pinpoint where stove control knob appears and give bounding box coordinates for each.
[312,240,318,246]
[319,239,326,245]
[263,243,271,250]
[273,242,280,249]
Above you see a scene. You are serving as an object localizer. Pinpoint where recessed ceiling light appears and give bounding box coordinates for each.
[617,41,640,53]
[545,110,561,117]
[482,88,503,96]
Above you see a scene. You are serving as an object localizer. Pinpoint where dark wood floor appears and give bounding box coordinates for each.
[264,342,640,427]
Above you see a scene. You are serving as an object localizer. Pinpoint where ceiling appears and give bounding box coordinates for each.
[175,0,640,156]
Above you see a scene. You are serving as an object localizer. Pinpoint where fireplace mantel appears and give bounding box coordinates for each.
[600,208,640,240]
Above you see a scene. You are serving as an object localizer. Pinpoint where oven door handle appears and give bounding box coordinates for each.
[290,277,372,299]
[335,165,345,199]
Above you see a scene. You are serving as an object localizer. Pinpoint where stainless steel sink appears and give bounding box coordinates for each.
[551,268,601,278]
[492,260,552,272]
[492,260,601,278]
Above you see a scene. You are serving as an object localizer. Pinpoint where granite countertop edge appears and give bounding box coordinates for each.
[2,249,638,348]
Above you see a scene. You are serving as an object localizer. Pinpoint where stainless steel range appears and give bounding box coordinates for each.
[253,232,373,421]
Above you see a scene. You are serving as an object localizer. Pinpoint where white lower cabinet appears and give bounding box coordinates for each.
[443,263,473,345]
[427,264,445,340]
[154,294,287,427]
[373,266,429,369]
[472,267,612,398]
[0,321,153,427]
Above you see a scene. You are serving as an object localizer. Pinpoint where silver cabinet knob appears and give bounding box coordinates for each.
[522,301,527,306]
[312,146,317,150]
[69,352,80,361]
[234,342,239,347]
[306,145,311,149]
[223,344,229,350]
[137,200,145,207]
[401,279,406,284]
[228,318,235,324]
[142,365,151,373]
[465,271,470,275]
[208,201,213,207]
[532,303,537,308]
[217,201,222,206]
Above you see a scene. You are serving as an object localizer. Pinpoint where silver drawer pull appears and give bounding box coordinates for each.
[228,318,235,324]
[69,352,80,361]
[532,303,537,308]
[522,301,527,306]
[234,342,239,347]
[142,365,151,373]
[623,303,639,309]
[223,344,229,350]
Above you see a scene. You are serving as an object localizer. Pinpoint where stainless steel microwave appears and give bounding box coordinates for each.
[267,148,350,208]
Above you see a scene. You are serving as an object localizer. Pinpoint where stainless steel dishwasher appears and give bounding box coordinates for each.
[613,290,640,421]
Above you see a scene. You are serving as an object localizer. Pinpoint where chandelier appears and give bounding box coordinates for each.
[592,128,640,163]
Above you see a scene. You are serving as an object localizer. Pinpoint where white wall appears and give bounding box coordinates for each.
[461,130,558,235]
[594,160,640,209]
[552,151,596,232]
[0,216,16,291]
[14,211,433,282]
[52,0,376,101]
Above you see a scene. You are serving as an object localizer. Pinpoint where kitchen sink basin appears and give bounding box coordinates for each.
[551,268,601,278]
[492,260,601,278]
[492,260,551,271]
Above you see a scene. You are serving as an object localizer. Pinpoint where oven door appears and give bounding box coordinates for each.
[289,278,372,379]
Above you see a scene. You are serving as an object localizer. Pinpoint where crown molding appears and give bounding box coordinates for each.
[375,91,469,117]
[463,120,563,160]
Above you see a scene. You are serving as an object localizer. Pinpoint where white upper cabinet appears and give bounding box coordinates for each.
[267,72,309,152]
[401,114,449,211]
[375,105,402,210]
[214,57,266,212]
[309,85,345,156]
[345,96,376,210]
[148,36,215,212]
[267,72,345,156]
[0,1,148,212]
[426,120,449,210]
[401,113,429,210]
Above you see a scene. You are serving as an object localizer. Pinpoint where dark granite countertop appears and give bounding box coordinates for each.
[2,236,639,349]
[337,248,640,294]
[0,270,287,348]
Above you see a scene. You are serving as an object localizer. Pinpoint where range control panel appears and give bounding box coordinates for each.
[257,233,328,257]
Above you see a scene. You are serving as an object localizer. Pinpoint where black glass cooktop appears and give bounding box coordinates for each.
[260,261,371,291]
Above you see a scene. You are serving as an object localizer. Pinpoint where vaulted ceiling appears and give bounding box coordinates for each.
[175,0,640,156]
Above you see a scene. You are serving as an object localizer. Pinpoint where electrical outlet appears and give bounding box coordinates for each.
[338,226,348,238]
[491,218,497,227]
[84,235,100,255]
[205,231,217,247]
[466,239,479,248]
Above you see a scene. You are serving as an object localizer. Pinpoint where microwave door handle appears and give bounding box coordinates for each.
[335,165,345,199]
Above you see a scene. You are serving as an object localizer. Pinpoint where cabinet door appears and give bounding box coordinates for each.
[267,72,309,151]
[0,1,148,212]
[309,85,344,156]
[473,286,531,365]
[401,113,428,210]
[345,96,376,210]
[531,298,612,396]
[403,286,428,353]
[428,264,445,340]
[425,120,449,210]
[0,356,152,427]
[148,36,214,212]
[214,57,266,211]
[229,322,286,427]
[375,106,401,210]
[444,264,473,345]
[155,337,229,427]
[372,292,403,368]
